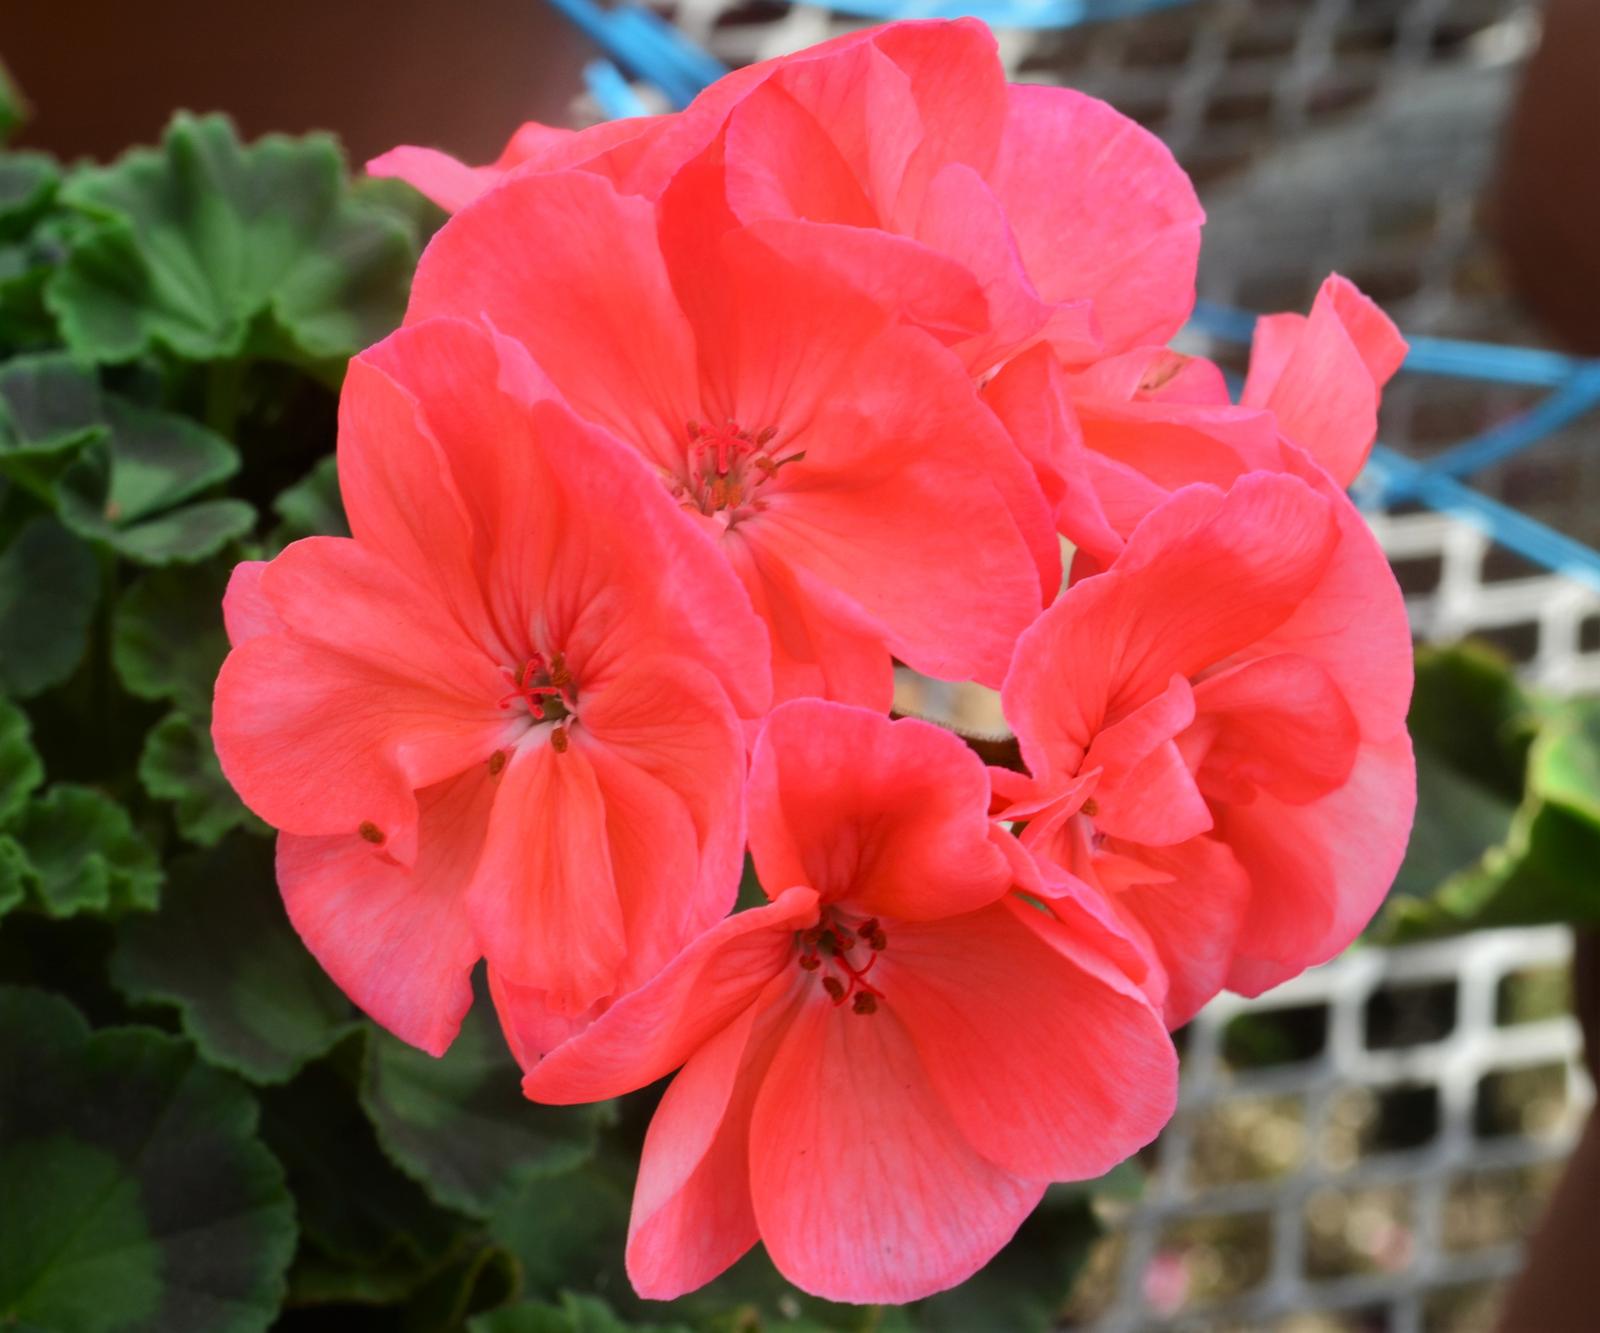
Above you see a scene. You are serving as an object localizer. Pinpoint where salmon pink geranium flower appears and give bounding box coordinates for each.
[402,167,1053,707]
[523,700,1176,1303]
[211,316,771,1054]
[998,472,1415,1024]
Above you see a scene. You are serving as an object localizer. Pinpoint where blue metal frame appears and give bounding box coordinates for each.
[550,0,1600,592]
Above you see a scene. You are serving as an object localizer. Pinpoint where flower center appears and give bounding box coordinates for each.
[796,910,888,1015]
[497,651,575,749]
[674,418,803,519]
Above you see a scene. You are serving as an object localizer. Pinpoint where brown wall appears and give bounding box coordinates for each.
[1,0,591,164]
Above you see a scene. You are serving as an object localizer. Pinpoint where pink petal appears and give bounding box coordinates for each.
[221,560,279,646]
[749,990,1045,1303]
[465,736,624,1015]
[988,84,1203,355]
[488,968,602,1070]
[626,976,798,1298]
[1222,730,1416,993]
[522,888,819,1104]
[1190,653,1360,805]
[747,701,1011,921]
[405,171,699,463]
[1241,274,1408,488]
[212,540,508,856]
[1004,474,1339,779]
[888,895,1176,1180]
[1082,674,1212,845]
[579,659,751,994]
[275,766,492,1055]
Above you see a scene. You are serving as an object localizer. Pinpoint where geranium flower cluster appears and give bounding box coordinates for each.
[213,19,1415,1306]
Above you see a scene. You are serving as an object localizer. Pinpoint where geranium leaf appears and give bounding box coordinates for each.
[0,62,24,146]
[47,394,255,564]
[0,694,43,823]
[137,710,264,845]
[471,1293,691,1333]
[271,453,348,545]
[0,153,58,237]
[259,1047,466,1271]
[361,991,609,1219]
[112,562,230,717]
[6,783,161,917]
[0,515,98,696]
[0,351,105,457]
[109,835,353,1082]
[46,112,414,369]
[0,987,296,1332]
[0,837,25,918]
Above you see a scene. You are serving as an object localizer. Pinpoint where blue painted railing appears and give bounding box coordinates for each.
[550,0,1600,591]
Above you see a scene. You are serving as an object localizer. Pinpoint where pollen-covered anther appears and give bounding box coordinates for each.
[678,417,801,517]
[1081,797,1099,818]
[551,725,570,754]
[358,821,385,845]
[796,909,887,1015]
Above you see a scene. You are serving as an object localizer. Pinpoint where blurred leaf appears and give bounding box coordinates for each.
[47,112,414,369]
[0,153,58,237]
[0,987,296,1332]
[363,991,609,1218]
[110,835,353,1082]
[138,709,263,844]
[260,1047,466,1273]
[57,395,255,564]
[113,561,230,717]
[272,452,348,544]
[403,1243,521,1333]
[1386,643,1533,904]
[1529,697,1600,828]
[6,783,161,917]
[491,1159,634,1306]
[0,693,43,823]
[0,350,105,457]
[0,62,23,145]
[0,515,98,696]
[472,1292,690,1333]
[0,837,25,917]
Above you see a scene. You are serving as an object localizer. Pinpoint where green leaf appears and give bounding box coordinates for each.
[0,350,105,459]
[0,837,25,917]
[362,989,608,1218]
[1529,697,1600,828]
[472,1293,690,1333]
[6,783,162,916]
[271,452,348,543]
[490,1158,634,1305]
[47,112,415,369]
[138,709,263,844]
[0,153,59,237]
[57,396,254,564]
[0,61,25,145]
[259,1047,466,1272]
[0,987,296,1332]
[1385,643,1534,904]
[0,515,99,696]
[110,835,353,1082]
[113,561,231,717]
[0,694,43,823]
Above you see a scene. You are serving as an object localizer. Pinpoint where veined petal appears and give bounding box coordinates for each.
[522,888,818,1104]
[276,765,492,1055]
[747,701,1011,920]
[749,990,1045,1303]
[988,84,1203,354]
[466,737,623,1014]
[888,896,1176,1180]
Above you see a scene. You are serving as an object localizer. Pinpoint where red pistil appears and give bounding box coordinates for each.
[796,909,887,1015]
[498,652,572,721]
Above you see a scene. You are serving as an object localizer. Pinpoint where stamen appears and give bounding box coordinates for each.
[1081,797,1099,818]
[550,725,570,754]
[488,750,507,776]
[358,821,385,845]
[852,992,878,1015]
[822,976,847,1003]
[797,908,888,1013]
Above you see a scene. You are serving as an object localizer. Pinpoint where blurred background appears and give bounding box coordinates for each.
[9,1,1597,1328]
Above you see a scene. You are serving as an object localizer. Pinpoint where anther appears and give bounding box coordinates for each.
[852,991,878,1015]
[822,976,847,1003]
[830,924,856,948]
[551,725,570,754]
[798,953,821,972]
[488,750,507,776]
[1081,797,1099,818]
[358,821,385,845]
